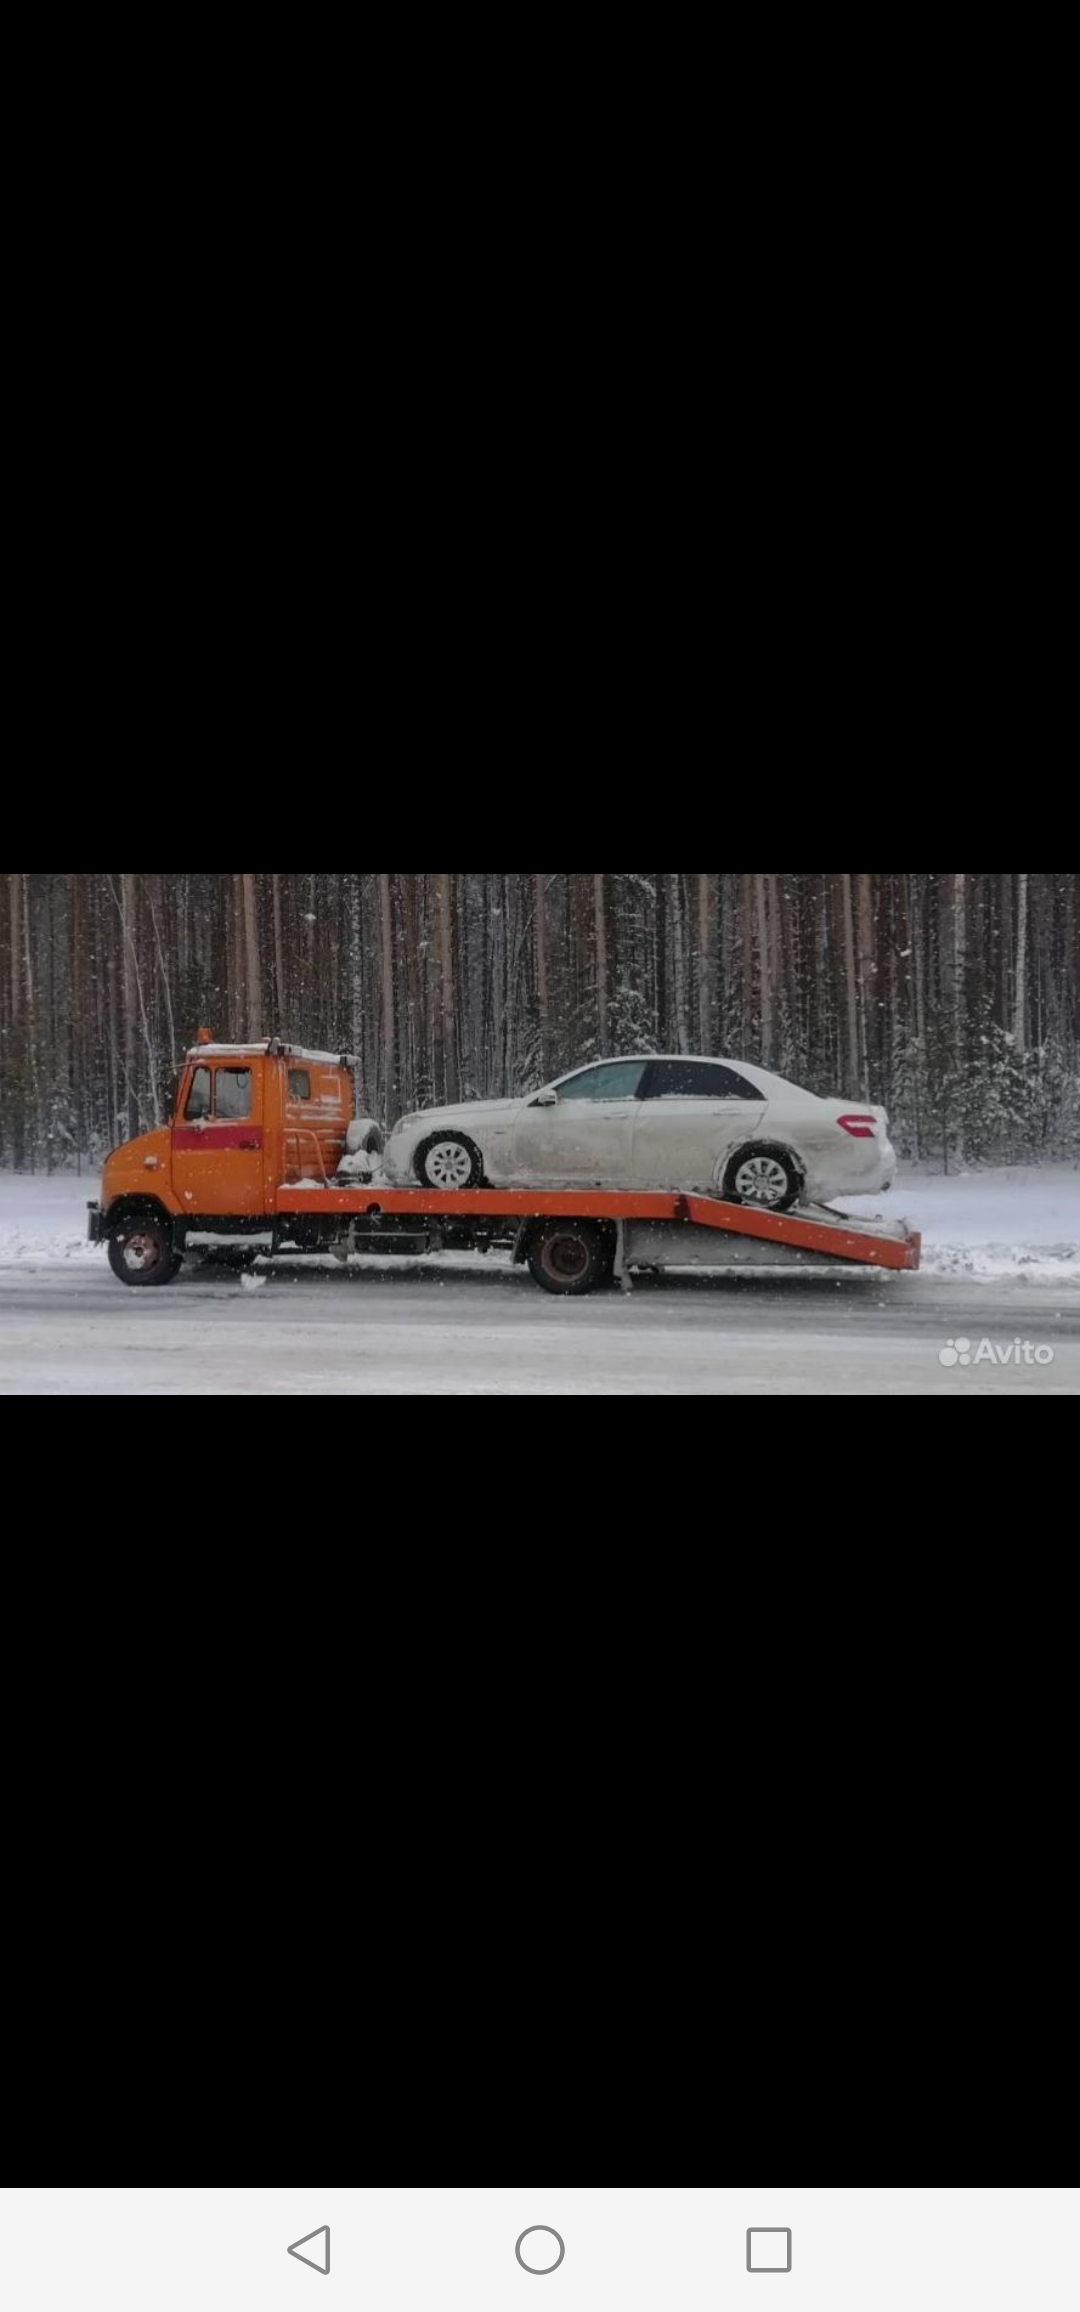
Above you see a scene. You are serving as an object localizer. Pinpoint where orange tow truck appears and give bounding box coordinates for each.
[89,1034,922,1293]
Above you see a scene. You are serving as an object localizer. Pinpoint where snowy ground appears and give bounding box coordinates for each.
[0,1172,103,1268]
[838,1166,1080,1286]
[0,1168,1077,1394]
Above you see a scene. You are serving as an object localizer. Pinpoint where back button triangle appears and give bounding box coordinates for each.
[288,2226,330,2276]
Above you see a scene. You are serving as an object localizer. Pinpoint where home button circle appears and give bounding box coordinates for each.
[516,2227,566,2275]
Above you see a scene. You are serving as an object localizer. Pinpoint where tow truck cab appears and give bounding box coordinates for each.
[89,1037,358,1281]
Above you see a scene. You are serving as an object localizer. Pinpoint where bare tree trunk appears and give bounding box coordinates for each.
[768,873,782,1063]
[594,873,609,1051]
[911,873,927,1045]
[147,877,177,1076]
[740,873,755,1048]
[698,872,717,1049]
[228,875,244,1040]
[754,874,772,1062]
[953,870,967,1162]
[953,872,967,1061]
[840,873,859,1090]
[669,874,689,1052]
[9,873,22,1025]
[1014,872,1029,1052]
[122,872,139,1139]
[7,874,27,1167]
[272,873,286,1027]
[534,873,549,1078]
[434,872,458,1101]
[379,873,396,1115]
[857,873,874,1090]
[242,873,263,1038]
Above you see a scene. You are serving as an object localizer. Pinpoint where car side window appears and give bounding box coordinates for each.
[185,1066,212,1120]
[642,1061,762,1100]
[288,1070,312,1101]
[215,1069,253,1121]
[554,1062,647,1102]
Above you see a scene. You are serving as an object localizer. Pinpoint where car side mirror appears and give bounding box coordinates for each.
[535,1088,559,1107]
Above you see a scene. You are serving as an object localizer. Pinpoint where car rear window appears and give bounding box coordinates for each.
[642,1061,762,1100]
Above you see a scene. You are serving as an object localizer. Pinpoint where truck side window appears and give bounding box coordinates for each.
[215,1069,253,1121]
[288,1070,312,1101]
[185,1066,212,1121]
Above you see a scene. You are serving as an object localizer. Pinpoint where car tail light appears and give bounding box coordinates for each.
[837,1113,878,1138]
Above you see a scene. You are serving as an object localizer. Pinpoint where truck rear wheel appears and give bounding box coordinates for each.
[108,1215,182,1287]
[527,1220,614,1297]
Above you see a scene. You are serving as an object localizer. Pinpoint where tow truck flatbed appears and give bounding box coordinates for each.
[274,1184,922,1278]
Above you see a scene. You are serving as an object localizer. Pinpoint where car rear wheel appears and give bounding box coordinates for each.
[723,1145,802,1212]
[415,1133,484,1190]
[108,1215,183,1287]
[527,1220,615,1296]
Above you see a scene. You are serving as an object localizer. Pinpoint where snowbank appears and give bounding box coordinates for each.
[838,1165,1080,1285]
[0,1174,101,1267]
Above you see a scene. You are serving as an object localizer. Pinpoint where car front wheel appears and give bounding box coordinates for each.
[415,1132,484,1191]
[723,1146,802,1212]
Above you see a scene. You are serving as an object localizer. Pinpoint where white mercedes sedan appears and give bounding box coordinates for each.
[383,1056,896,1210]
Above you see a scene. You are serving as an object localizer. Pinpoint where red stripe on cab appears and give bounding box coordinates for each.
[173,1128,264,1152]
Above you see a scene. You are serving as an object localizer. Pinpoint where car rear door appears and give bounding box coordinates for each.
[631,1061,767,1188]
[172,1062,267,1219]
[511,1061,647,1184]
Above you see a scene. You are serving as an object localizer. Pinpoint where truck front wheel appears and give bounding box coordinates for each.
[108,1215,183,1287]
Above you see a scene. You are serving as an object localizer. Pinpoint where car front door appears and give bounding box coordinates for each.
[511,1061,648,1184]
[172,1062,267,1220]
[631,1060,768,1188]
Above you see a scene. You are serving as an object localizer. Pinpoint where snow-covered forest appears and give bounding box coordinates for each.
[1,872,1076,1170]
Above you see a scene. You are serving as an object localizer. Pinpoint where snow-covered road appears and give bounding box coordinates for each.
[1,1168,1077,1393]
[1,1262,1077,1395]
